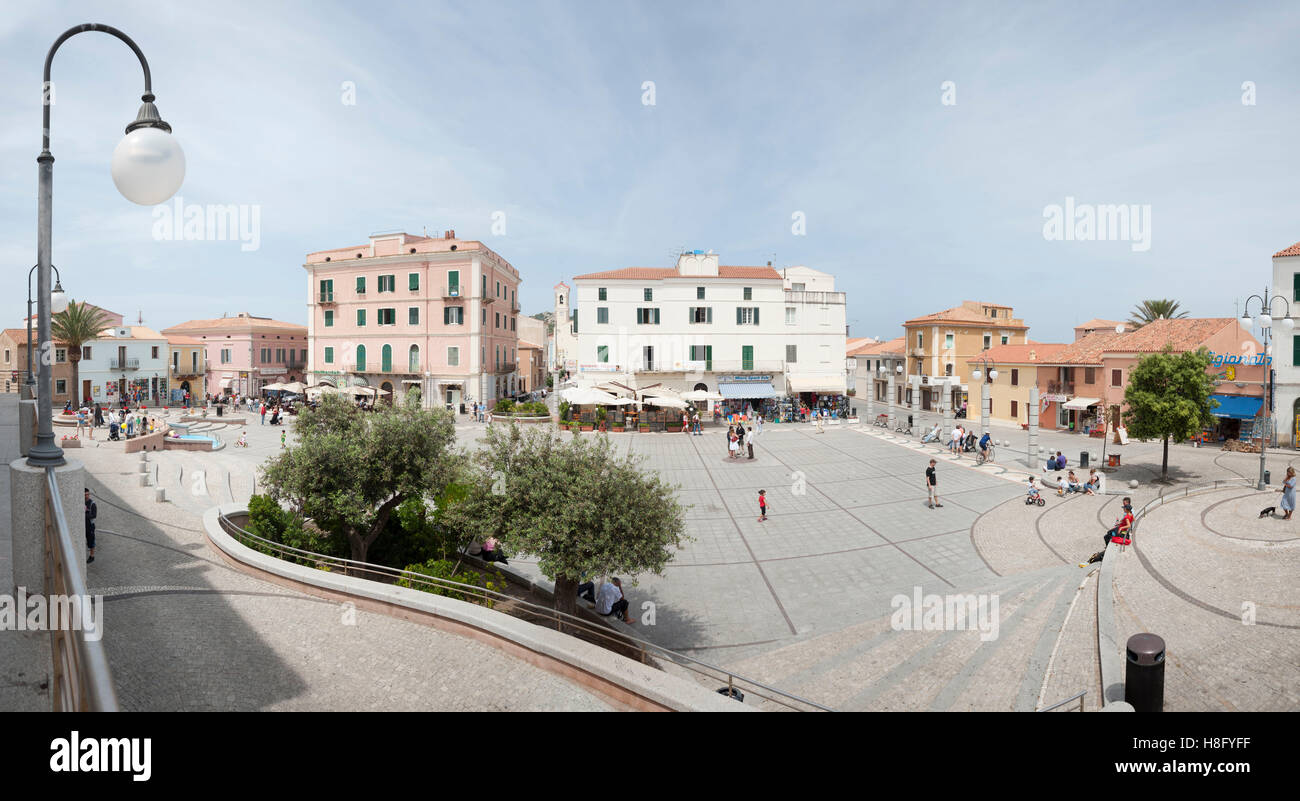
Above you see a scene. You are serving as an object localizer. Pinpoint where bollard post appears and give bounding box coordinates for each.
[1027,385,1039,470]
[1124,633,1165,712]
[155,487,166,503]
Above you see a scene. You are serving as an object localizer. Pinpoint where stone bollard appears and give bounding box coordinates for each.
[155,487,166,503]
[139,460,149,474]
[138,474,150,487]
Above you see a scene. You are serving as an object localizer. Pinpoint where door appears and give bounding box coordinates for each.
[82,380,91,402]
[643,346,654,371]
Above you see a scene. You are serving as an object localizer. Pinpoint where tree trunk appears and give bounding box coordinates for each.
[553,574,579,628]
[69,353,81,409]
[1162,435,1169,479]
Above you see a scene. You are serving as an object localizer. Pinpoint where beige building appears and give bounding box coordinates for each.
[964,343,1065,426]
[902,301,1030,411]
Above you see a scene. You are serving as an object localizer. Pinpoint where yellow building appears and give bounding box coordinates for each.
[901,301,1029,411]
[965,343,1066,426]
[166,335,208,402]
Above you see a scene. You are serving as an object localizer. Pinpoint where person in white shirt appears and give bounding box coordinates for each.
[577,577,633,624]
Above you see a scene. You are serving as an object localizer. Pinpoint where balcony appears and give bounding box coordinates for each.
[910,348,926,358]
[1047,380,1075,395]
[318,292,336,305]
[170,365,204,377]
[784,290,846,305]
[442,286,463,299]
[653,358,785,374]
[480,294,496,304]
[110,357,139,370]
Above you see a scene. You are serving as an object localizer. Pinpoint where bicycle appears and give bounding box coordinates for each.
[977,446,995,465]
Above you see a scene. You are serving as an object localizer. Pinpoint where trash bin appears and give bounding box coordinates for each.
[216,405,223,417]
[1264,470,1271,485]
[1079,451,1088,468]
[459,403,467,415]
[1125,633,1165,712]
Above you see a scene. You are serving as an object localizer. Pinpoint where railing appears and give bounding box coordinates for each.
[1047,380,1075,395]
[218,513,831,712]
[442,286,462,299]
[680,359,784,374]
[318,292,335,303]
[44,469,119,711]
[1038,690,1086,712]
[109,358,139,369]
[784,290,846,305]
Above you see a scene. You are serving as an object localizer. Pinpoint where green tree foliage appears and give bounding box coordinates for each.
[245,494,348,561]
[396,559,507,608]
[51,300,113,408]
[260,393,460,563]
[445,423,689,616]
[1127,299,1189,330]
[1121,346,1219,479]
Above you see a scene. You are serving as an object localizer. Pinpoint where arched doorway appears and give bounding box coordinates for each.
[694,382,708,392]
[381,380,394,405]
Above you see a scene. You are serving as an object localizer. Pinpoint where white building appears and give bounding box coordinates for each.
[569,251,847,409]
[1269,241,1300,447]
[80,325,171,407]
[551,281,578,376]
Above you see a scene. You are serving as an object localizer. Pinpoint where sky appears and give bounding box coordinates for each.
[2,0,1299,343]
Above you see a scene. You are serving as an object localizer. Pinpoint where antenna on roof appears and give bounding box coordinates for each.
[137,310,143,324]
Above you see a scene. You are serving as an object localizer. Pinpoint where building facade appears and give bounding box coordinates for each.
[570,251,847,409]
[517,315,547,394]
[303,230,520,410]
[964,343,1066,426]
[166,335,208,403]
[849,336,905,408]
[1270,241,1300,447]
[902,301,1030,412]
[0,328,74,403]
[162,313,308,398]
[79,325,170,406]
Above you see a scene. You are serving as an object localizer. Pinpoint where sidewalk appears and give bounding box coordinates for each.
[0,393,51,711]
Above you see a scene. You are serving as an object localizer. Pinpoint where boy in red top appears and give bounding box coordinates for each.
[758,489,767,522]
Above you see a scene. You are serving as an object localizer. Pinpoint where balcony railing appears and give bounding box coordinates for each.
[109,357,139,370]
[671,358,785,374]
[318,292,335,304]
[784,290,846,305]
[44,468,119,711]
[1047,380,1075,395]
[170,364,204,376]
[442,286,462,299]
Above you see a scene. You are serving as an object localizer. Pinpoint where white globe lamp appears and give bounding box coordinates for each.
[111,126,185,205]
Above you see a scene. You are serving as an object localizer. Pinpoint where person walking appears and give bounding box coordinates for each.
[1280,467,1296,521]
[260,402,267,425]
[729,428,740,459]
[746,426,755,459]
[280,429,287,449]
[757,489,768,521]
[816,408,825,434]
[925,459,942,508]
[84,488,97,564]
[692,412,702,436]
[756,413,764,434]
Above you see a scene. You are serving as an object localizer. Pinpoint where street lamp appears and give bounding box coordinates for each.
[970,356,998,434]
[28,24,183,468]
[25,263,67,392]
[1240,288,1291,490]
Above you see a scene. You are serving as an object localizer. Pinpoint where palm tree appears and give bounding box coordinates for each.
[52,300,112,409]
[1127,299,1189,330]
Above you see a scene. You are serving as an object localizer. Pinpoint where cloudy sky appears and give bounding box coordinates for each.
[2,0,1298,343]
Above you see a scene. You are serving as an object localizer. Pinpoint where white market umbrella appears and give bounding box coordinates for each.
[562,387,620,405]
[282,381,307,393]
[681,389,724,402]
[262,382,287,392]
[643,395,687,409]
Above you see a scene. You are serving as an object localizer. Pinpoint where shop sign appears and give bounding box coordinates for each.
[718,375,772,383]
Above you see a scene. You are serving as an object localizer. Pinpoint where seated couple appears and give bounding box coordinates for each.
[577,577,634,624]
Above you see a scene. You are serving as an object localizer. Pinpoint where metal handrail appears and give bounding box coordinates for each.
[45,468,119,711]
[218,513,832,712]
[1038,690,1086,712]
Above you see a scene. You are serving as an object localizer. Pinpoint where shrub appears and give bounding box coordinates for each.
[396,559,507,608]
[559,400,571,422]
[493,398,516,414]
[245,494,348,563]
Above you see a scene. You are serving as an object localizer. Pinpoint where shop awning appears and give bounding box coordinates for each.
[1063,396,1100,410]
[786,374,847,394]
[718,382,779,400]
[1210,394,1263,420]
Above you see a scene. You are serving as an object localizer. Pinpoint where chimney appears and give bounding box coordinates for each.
[766,260,772,267]
[444,230,456,240]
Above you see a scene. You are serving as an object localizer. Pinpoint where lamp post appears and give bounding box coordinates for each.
[28,24,185,468]
[1240,289,1292,490]
[970,356,998,437]
[25,263,68,394]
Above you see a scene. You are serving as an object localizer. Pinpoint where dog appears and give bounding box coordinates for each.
[1259,506,1277,519]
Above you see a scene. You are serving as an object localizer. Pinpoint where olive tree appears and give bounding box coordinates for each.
[1122,346,1219,479]
[447,424,688,617]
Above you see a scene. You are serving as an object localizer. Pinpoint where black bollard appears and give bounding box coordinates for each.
[1125,633,1165,712]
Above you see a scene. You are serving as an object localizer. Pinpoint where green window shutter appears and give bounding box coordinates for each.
[654,308,661,324]
[356,276,365,293]
[1294,273,1300,302]
[357,309,366,326]
[753,307,759,325]
[324,347,333,363]
[324,310,333,327]
[356,345,366,371]
[1294,335,1300,367]
[736,307,742,325]
[707,307,713,323]
[409,273,419,291]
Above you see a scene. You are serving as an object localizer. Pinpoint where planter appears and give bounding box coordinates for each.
[60,438,81,448]
[638,426,650,433]
[611,427,625,433]
[580,425,594,432]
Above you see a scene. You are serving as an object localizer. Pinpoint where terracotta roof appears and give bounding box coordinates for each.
[166,335,206,346]
[903,305,1029,329]
[849,336,906,357]
[573,265,783,281]
[518,339,544,350]
[1040,330,1124,365]
[965,343,1067,364]
[1104,318,1243,354]
[162,316,306,334]
[1073,318,1124,331]
[1273,241,1300,258]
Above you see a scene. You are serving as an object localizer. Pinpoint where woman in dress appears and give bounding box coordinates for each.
[1280,467,1296,521]
[729,429,740,459]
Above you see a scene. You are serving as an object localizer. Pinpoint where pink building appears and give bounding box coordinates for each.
[162,313,308,398]
[303,230,521,409]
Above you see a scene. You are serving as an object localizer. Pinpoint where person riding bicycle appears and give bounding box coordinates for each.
[1026,477,1041,502]
[979,432,992,461]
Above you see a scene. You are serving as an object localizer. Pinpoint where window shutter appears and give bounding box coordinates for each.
[736,307,742,325]
[654,308,661,324]
[707,307,713,323]
[689,308,694,324]
[753,308,759,325]
[1294,273,1300,302]
[1294,335,1300,367]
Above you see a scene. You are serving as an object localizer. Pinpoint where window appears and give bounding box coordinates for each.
[1011,400,1018,419]
[324,347,334,364]
[409,273,419,291]
[495,312,500,329]
[741,345,754,371]
[743,287,752,300]
[444,307,464,325]
[983,334,991,350]
[597,345,609,363]
[689,307,712,324]
[598,287,607,301]
[82,346,92,360]
[409,307,419,325]
[791,282,805,291]
[148,346,157,359]
[786,307,796,325]
[275,348,285,363]
[261,348,271,363]
[378,275,395,293]
[221,349,231,364]
[56,379,66,395]
[408,345,419,372]
[511,317,516,331]
[636,308,661,325]
[1011,368,1019,386]
[597,308,609,324]
[689,345,711,361]
[917,333,924,349]
[357,309,366,326]
[1295,273,1300,303]
[1111,369,1122,387]
[786,345,798,363]
[945,333,954,349]
[482,275,487,297]
[324,310,334,327]
[1001,335,1009,345]
[1085,367,1095,384]
[697,287,706,300]
[356,344,366,372]
[644,288,653,302]
[381,344,392,372]
[736,307,759,325]
[945,363,953,376]
[496,281,501,298]
[447,271,459,296]
[447,346,459,366]
[482,309,486,325]
[356,276,366,294]
[55,348,66,363]
[301,349,307,362]
[319,279,334,301]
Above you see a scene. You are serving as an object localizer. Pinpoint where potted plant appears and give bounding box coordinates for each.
[596,407,607,432]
